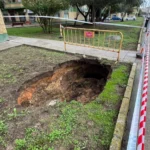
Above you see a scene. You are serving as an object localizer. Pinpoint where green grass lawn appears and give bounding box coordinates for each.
[94,17,144,50]
[112,17,144,26]
[7,26,62,41]
[7,17,144,50]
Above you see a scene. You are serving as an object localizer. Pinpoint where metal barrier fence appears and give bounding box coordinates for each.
[63,27,123,61]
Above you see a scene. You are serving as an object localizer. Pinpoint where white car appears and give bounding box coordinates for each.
[106,17,111,20]
[126,16,136,21]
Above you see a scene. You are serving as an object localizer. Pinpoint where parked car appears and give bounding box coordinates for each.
[111,16,121,20]
[105,17,111,20]
[126,16,136,21]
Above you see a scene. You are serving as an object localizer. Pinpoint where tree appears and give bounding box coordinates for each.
[22,0,69,33]
[70,0,122,22]
[70,0,91,21]
[70,0,143,22]
[0,0,4,10]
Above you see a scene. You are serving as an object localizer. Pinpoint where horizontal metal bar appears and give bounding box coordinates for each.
[65,42,119,52]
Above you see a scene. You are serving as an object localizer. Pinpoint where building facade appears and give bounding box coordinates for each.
[4,0,26,22]
[3,1,86,23]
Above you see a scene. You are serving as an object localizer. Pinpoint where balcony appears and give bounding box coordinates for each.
[5,2,24,9]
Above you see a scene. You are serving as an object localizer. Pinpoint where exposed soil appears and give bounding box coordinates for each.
[17,60,112,106]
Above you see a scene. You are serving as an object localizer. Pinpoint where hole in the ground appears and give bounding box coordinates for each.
[83,65,106,80]
[17,59,112,106]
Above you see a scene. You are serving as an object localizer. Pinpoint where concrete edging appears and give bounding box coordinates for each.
[109,63,137,150]
[137,19,145,51]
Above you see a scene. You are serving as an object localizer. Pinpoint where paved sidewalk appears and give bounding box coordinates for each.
[0,36,137,63]
[0,40,22,51]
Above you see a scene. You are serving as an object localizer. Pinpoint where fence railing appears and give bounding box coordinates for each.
[63,27,123,61]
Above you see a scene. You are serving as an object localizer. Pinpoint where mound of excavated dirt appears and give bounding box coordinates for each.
[17,59,112,106]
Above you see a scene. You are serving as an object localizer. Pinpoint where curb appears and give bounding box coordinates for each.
[109,63,137,150]
[137,19,145,51]
[0,43,22,52]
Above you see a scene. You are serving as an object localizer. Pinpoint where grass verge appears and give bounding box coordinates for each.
[0,120,7,147]
[7,17,144,51]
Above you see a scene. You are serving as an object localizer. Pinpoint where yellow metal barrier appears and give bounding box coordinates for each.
[63,27,123,61]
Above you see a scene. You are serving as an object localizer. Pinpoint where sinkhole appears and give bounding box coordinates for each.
[17,59,112,106]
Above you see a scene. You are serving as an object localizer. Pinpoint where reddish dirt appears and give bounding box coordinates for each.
[17,59,112,106]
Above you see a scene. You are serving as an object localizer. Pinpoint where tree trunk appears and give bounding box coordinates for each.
[50,19,53,33]
[74,12,79,26]
[85,15,88,21]
[37,18,45,32]
[91,5,95,22]
[96,8,100,21]
[36,13,49,33]
[121,12,126,22]
[102,15,107,22]
[48,18,50,33]
[76,4,90,22]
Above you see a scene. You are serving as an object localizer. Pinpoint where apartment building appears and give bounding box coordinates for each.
[4,0,26,22]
